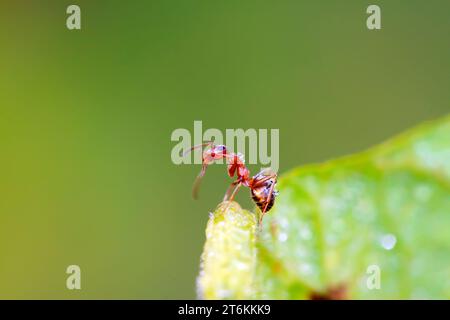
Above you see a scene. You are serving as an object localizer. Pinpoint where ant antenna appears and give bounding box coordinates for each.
[180,141,214,157]
[192,163,207,199]
[179,140,214,199]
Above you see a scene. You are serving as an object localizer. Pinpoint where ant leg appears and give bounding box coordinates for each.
[251,173,277,188]
[252,172,277,224]
[227,182,242,202]
[262,180,275,214]
[222,182,242,212]
[223,180,239,201]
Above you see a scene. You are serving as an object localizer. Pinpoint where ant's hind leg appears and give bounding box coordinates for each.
[261,179,276,216]
[251,172,277,188]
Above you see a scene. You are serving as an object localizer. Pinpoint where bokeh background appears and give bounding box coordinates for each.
[0,0,449,298]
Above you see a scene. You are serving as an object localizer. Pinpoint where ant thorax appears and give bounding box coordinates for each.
[226,153,249,181]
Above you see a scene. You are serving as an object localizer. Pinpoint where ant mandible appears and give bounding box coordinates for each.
[183,141,278,223]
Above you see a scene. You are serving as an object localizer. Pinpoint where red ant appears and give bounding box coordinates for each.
[183,141,278,223]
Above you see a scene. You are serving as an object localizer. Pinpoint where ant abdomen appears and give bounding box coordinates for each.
[250,176,278,213]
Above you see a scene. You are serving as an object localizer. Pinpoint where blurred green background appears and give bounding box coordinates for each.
[0,0,448,298]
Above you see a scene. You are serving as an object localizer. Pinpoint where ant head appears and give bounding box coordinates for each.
[183,143,228,199]
[203,144,227,164]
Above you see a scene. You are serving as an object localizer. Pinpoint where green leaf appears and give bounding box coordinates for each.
[198,115,450,299]
[197,202,257,299]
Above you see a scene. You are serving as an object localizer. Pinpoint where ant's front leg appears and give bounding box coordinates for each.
[222,180,242,214]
